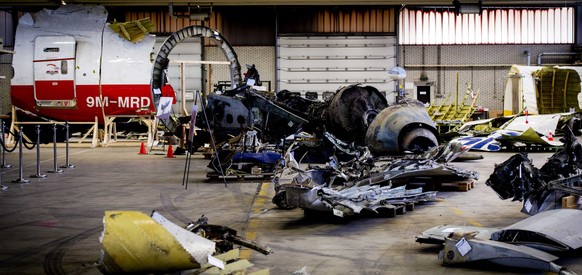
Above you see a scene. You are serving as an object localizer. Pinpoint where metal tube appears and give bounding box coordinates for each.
[60,122,75,168]
[48,124,63,174]
[12,126,29,183]
[537,52,578,65]
[1,120,11,168]
[30,125,46,178]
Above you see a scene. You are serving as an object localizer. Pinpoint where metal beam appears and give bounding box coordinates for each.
[1,0,580,7]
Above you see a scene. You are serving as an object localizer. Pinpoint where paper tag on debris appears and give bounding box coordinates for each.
[455,237,472,256]
[332,208,344,217]
[524,199,533,212]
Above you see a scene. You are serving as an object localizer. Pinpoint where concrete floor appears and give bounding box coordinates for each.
[0,142,579,275]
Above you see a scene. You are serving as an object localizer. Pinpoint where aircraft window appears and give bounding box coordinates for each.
[44,47,59,52]
[226,114,233,124]
[61,60,68,75]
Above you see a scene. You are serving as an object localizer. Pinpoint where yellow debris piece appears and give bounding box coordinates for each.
[109,18,154,43]
[99,210,206,274]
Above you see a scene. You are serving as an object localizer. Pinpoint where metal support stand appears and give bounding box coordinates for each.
[60,122,75,168]
[1,120,11,168]
[47,124,63,174]
[12,126,29,183]
[30,125,46,178]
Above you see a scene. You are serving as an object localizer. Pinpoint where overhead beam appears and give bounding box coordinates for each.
[1,0,580,6]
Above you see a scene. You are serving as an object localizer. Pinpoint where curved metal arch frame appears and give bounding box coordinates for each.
[151,25,242,110]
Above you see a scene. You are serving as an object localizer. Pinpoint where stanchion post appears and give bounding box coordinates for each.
[60,122,75,168]
[12,126,29,183]
[47,123,63,174]
[1,120,11,168]
[30,125,46,178]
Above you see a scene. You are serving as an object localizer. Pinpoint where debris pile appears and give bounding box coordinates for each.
[273,141,479,217]
[416,209,581,274]
[485,127,582,215]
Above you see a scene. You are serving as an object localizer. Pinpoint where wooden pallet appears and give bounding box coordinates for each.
[438,179,475,191]
[206,172,274,181]
[410,179,475,192]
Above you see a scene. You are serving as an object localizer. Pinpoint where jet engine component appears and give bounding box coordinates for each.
[324,84,388,145]
[365,99,440,155]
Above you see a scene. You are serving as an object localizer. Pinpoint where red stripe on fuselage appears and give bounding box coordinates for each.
[10,84,155,123]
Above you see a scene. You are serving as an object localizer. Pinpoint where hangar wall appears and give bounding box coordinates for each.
[401,44,573,115]
[1,6,578,118]
[206,46,276,93]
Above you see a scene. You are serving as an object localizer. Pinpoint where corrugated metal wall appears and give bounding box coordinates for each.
[125,7,276,46]
[125,6,395,40]
[400,7,575,44]
[278,7,396,34]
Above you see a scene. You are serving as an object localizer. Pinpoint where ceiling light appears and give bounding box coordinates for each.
[453,0,482,15]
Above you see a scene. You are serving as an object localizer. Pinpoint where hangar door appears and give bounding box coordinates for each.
[277,35,396,101]
[153,36,202,115]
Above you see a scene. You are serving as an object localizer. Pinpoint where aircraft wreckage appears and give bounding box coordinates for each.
[150,25,440,163]
[272,141,479,217]
[416,209,582,274]
[96,211,271,274]
[485,127,582,215]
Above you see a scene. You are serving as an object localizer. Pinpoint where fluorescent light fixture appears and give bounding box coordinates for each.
[453,0,482,15]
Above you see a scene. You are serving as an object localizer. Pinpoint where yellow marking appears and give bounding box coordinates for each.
[239,249,252,260]
[248,219,260,229]
[466,218,483,227]
[450,207,483,227]
[245,231,257,240]
[255,198,266,204]
[451,207,464,216]
[242,182,272,261]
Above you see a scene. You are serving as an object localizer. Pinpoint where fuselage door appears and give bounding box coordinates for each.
[33,35,77,108]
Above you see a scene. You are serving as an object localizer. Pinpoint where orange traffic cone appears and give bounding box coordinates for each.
[166,144,176,158]
[138,142,147,155]
[548,131,554,141]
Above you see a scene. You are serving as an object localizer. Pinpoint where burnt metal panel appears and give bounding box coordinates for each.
[492,209,582,252]
[442,237,563,273]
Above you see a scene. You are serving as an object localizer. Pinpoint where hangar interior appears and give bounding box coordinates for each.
[0,1,582,275]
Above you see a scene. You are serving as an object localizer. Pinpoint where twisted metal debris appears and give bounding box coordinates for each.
[273,140,479,217]
[485,127,582,215]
